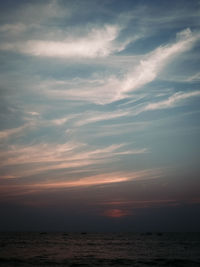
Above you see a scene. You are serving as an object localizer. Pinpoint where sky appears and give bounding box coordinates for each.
[0,0,200,232]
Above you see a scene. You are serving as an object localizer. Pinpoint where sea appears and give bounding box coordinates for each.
[0,232,199,266]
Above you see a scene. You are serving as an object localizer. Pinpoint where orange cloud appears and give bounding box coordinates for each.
[34,173,129,189]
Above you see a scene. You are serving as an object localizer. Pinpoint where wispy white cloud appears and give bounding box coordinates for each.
[185,72,200,82]
[0,23,26,34]
[43,29,200,105]
[12,0,67,24]
[42,76,126,105]
[0,25,126,58]
[0,142,82,167]
[50,114,80,126]
[25,111,40,116]
[0,123,33,140]
[115,90,200,117]
[121,29,199,94]
[74,109,130,126]
[144,91,200,111]
[72,89,200,126]
[86,121,150,137]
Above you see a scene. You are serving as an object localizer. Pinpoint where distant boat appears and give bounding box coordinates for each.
[81,232,87,235]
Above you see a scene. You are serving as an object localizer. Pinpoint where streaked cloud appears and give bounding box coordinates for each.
[0,169,162,199]
[0,142,147,179]
[36,172,130,188]
[186,72,200,82]
[74,109,130,126]
[0,25,126,58]
[121,29,198,93]
[8,0,67,24]
[144,91,200,111]
[43,29,200,105]
[0,123,32,140]
[91,121,150,137]
[0,23,26,34]
[32,168,162,188]
[68,89,200,127]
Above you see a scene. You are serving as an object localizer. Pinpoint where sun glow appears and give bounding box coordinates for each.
[103,209,130,218]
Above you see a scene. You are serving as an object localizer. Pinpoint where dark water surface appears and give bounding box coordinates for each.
[0,232,199,266]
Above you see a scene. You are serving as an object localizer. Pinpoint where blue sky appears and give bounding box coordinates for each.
[0,0,200,231]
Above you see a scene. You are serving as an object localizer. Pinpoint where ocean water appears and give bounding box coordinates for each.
[0,232,199,266]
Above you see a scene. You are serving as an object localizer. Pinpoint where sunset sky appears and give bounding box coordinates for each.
[0,0,200,232]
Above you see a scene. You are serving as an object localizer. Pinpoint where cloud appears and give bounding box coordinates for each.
[74,109,130,126]
[0,169,161,198]
[0,25,126,58]
[0,142,82,167]
[116,90,200,117]
[12,0,67,24]
[42,76,126,105]
[73,90,200,125]
[36,172,130,188]
[26,111,40,116]
[89,121,150,137]
[0,23,26,34]
[186,72,200,82]
[43,29,200,105]
[50,114,80,126]
[144,91,200,111]
[121,29,199,94]
[0,142,147,179]
[0,123,32,139]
